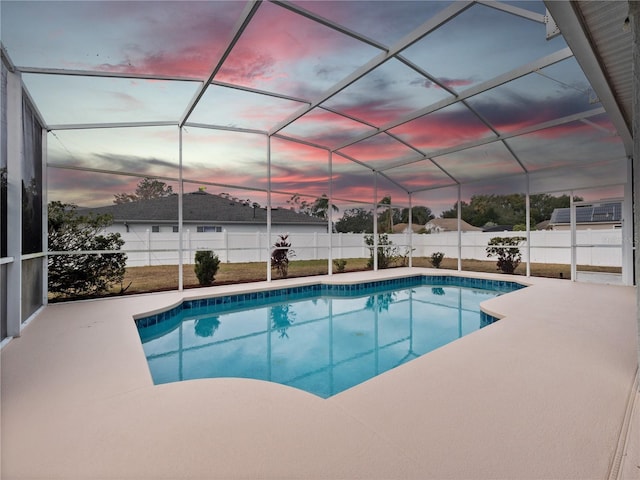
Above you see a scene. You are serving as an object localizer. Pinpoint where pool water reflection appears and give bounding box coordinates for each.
[138,283,505,398]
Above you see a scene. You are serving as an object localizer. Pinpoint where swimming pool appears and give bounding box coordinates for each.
[136,275,525,398]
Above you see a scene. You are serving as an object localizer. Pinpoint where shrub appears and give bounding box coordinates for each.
[333,258,347,273]
[48,201,129,298]
[429,252,445,268]
[486,236,526,274]
[194,250,220,286]
[364,233,399,269]
[272,234,295,278]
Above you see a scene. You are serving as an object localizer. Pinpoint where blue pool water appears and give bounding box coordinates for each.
[137,276,524,398]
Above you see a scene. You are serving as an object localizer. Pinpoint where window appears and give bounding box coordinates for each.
[172,225,179,233]
[151,225,160,233]
[197,225,222,233]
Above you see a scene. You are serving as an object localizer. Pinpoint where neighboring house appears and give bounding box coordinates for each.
[82,191,328,234]
[424,218,482,233]
[391,223,424,234]
[548,202,622,230]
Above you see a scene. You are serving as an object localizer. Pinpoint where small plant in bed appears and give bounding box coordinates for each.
[194,250,221,286]
[429,252,445,268]
[272,234,295,278]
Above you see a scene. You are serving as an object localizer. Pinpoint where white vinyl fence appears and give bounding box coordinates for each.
[118,229,622,268]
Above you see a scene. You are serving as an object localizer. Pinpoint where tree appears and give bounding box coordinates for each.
[335,207,374,233]
[48,201,128,298]
[287,193,338,221]
[310,194,339,220]
[400,205,434,225]
[377,196,401,233]
[286,194,311,215]
[113,177,174,204]
[440,193,582,228]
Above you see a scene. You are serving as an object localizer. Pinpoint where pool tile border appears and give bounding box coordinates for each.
[135,275,525,330]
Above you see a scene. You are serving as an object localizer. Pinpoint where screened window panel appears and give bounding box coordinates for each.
[48,127,180,175]
[21,257,43,322]
[294,1,449,47]
[182,128,267,191]
[270,137,329,199]
[389,103,497,153]
[278,108,376,150]
[22,74,199,126]
[529,159,628,194]
[504,114,627,173]
[321,58,452,128]
[337,132,422,171]
[188,85,305,132]
[215,1,381,98]
[433,142,524,184]
[384,159,454,194]
[401,3,567,92]
[331,154,375,204]
[22,97,43,255]
[1,1,246,78]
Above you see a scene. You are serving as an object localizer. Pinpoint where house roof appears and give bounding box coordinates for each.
[81,192,327,226]
[426,218,482,232]
[391,223,423,234]
[549,202,622,225]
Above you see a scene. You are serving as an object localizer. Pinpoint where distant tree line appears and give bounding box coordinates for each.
[440,193,580,228]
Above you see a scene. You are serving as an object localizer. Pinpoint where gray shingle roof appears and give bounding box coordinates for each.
[81,192,327,225]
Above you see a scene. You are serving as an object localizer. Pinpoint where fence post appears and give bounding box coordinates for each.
[257,231,262,262]
[186,229,191,264]
[314,232,318,260]
[146,229,151,266]
[223,229,229,263]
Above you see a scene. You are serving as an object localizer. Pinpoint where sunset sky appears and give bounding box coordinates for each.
[1,0,628,215]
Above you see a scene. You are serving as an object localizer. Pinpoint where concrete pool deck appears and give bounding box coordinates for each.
[1,268,638,479]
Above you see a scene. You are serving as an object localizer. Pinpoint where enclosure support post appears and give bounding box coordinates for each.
[6,70,22,337]
[408,193,413,268]
[328,150,333,275]
[525,176,531,277]
[373,172,378,271]
[457,184,462,271]
[41,128,48,305]
[267,135,272,282]
[178,127,184,291]
[570,193,576,281]
[623,157,634,286]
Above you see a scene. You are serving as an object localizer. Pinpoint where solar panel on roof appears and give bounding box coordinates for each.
[550,202,622,224]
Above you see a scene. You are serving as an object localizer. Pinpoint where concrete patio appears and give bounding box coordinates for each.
[1,268,638,479]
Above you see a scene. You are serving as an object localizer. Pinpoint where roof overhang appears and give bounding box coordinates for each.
[545,1,633,155]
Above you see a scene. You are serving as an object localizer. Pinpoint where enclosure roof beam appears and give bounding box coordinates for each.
[268,1,474,136]
[14,66,202,83]
[47,121,178,131]
[334,47,574,151]
[271,1,389,51]
[477,1,546,23]
[179,0,262,128]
